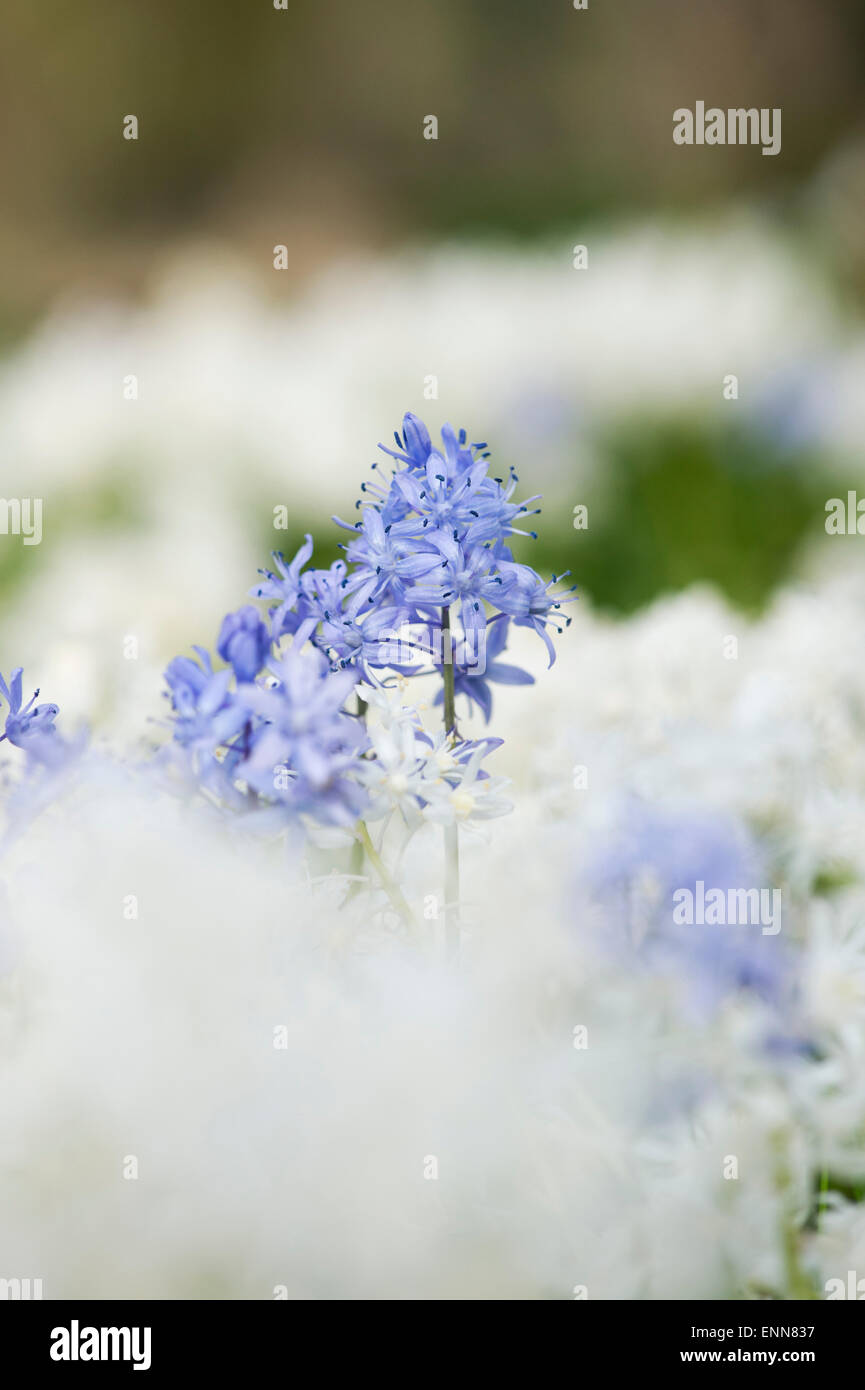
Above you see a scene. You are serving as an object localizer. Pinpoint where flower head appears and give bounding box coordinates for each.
[495,563,577,666]
[0,667,60,749]
[420,739,512,827]
[251,534,314,638]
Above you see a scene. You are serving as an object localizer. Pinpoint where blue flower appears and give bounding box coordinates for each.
[237,644,367,825]
[389,448,489,536]
[461,468,542,548]
[404,534,511,641]
[0,666,84,774]
[217,605,272,682]
[320,593,411,675]
[251,534,314,638]
[163,647,249,752]
[164,624,372,826]
[0,667,60,749]
[335,506,441,603]
[297,560,354,630]
[494,562,576,666]
[246,412,570,725]
[588,803,799,1026]
[377,411,433,471]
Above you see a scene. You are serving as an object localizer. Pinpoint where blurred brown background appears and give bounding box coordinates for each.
[2,0,864,331]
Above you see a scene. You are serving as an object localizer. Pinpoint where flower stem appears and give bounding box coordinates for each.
[346,694,368,890]
[816,1164,830,1232]
[442,605,461,958]
[242,719,258,806]
[444,823,460,958]
[772,1129,818,1300]
[442,606,457,736]
[355,820,416,930]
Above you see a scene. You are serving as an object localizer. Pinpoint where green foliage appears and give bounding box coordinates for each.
[512,419,838,615]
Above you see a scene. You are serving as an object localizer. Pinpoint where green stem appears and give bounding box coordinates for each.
[345,695,368,893]
[773,1130,818,1300]
[343,692,369,900]
[242,719,259,806]
[442,606,457,736]
[347,837,364,894]
[817,1165,830,1232]
[355,820,416,930]
[441,605,460,958]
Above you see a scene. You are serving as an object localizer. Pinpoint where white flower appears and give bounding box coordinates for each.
[356,716,429,821]
[421,744,512,827]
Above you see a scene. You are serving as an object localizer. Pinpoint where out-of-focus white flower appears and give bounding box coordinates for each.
[0,216,845,521]
[0,217,859,742]
[803,893,865,1053]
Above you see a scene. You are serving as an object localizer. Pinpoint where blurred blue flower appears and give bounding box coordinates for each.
[163,647,249,752]
[217,605,271,683]
[588,803,800,1026]
[237,644,367,825]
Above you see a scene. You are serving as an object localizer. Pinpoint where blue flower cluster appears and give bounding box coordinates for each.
[257,412,575,713]
[163,412,571,830]
[163,627,365,825]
